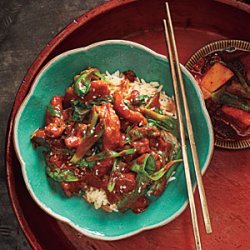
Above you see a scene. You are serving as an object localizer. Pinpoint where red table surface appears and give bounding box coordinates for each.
[6,0,250,249]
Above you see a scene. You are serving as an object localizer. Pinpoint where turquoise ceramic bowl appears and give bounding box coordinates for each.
[14,40,214,240]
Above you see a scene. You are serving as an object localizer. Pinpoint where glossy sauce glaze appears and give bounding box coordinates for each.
[31,67,181,213]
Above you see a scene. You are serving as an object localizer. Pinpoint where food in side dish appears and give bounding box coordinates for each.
[190,50,250,142]
[31,67,181,213]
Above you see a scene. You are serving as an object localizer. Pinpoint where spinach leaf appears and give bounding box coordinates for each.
[117,173,150,211]
[71,100,89,122]
[131,153,156,176]
[166,148,182,179]
[144,154,156,175]
[131,153,182,181]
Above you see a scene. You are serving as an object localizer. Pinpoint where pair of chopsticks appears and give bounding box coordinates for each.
[163,2,212,250]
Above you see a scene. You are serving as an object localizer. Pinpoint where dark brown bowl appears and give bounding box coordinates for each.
[185,39,250,150]
[6,0,250,249]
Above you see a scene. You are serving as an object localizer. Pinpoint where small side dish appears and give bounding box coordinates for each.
[188,42,250,148]
[31,67,182,213]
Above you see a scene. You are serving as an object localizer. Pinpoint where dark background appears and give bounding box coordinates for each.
[0,1,106,249]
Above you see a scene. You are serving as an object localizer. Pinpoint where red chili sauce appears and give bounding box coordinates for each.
[31,67,180,213]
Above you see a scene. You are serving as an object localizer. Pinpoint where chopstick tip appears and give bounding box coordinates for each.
[165,2,170,10]
[205,224,213,234]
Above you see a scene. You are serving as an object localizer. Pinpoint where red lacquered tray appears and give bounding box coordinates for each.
[6,0,250,249]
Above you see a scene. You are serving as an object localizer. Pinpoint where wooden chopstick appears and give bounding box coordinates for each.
[163,2,212,249]
[164,1,212,235]
[163,19,202,250]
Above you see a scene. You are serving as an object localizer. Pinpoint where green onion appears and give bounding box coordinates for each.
[135,95,150,105]
[86,148,136,162]
[46,104,62,118]
[149,159,182,181]
[212,87,250,112]
[107,159,118,192]
[77,158,96,169]
[74,68,105,97]
[219,92,250,112]
[46,167,79,182]
[147,118,178,138]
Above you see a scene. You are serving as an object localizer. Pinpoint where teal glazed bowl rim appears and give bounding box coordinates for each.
[13,40,214,240]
